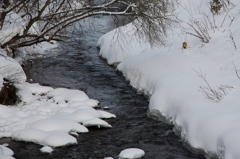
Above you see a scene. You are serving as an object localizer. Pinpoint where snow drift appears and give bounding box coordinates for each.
[98,0,240,158]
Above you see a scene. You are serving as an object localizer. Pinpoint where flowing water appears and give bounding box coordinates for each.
[4,16,206,159]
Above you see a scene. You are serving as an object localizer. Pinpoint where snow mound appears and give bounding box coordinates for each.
[27,118,89,133]
[82,118,112,128]
[12,128,77,147]
[66,110,97,123]
[68,99,99,107]
[0,144,15,159]
[119,148,145,159]
[26,83,53,95]
[0,50,26,85]
[97,110,116,119]
[0,155,15,159]
[0,83,115,151]
[40,146,53,153]
[42,130,77,147]
[47,88,89,102]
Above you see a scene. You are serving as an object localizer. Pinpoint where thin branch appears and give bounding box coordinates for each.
[232,62,240,79]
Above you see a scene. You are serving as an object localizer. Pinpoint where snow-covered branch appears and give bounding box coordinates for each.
[0,0,176,52]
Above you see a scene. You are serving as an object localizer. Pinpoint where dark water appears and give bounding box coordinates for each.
[4,17,206,159]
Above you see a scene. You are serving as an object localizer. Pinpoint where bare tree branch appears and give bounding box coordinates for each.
[0,0,176,51]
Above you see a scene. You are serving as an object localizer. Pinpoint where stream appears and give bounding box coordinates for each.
[5,16,206,159]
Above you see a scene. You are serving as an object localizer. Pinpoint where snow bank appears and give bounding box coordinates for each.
[0,49,26,86]
[98,0,240,158]
[0,144,15,159]
[97,21,151,65]
[0,83,116,150]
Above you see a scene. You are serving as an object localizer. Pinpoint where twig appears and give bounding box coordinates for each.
[229,29,237,50]
[232,62,240,79]
[193,68,234,102]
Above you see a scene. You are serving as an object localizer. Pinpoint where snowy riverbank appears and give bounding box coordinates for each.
[0,46,119,158]
[0,45,118,158]
[98,0,240,158]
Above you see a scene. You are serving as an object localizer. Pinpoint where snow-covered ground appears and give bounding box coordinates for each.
[98,0,240,159]
[2,0,240,158]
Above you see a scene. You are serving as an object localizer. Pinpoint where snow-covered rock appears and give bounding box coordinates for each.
[119,148,145,159]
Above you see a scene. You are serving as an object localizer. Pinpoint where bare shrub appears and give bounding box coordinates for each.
[193,69,235,102]
[180,0,238,44]
[184,19,211,43]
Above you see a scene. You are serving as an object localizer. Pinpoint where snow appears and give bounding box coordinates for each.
[0,49,26,84]
[40,146,53,153]
[97,110,117,118]
[47,88,89,102]
[97,22,151,65]
[27,118,89,133]
[118,148,145,159]
[1,0,240,158]
[0,77,116,150]
[68,99,99,107]
[103,157,113,159]
[0,82,115,151]
[0,144,14,159]
[82,118,112,128]
[97,0,240,158]
[0,1,115,158]
[0,12,25,44]
[12,128,78,147]
[25,83,53,95]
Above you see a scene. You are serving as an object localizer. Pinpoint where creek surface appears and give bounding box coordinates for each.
[5,16,205,159]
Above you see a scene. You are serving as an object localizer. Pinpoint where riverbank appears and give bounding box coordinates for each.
[97,0,240,158]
